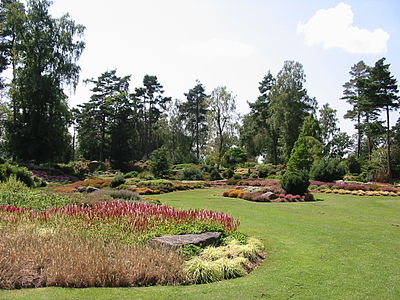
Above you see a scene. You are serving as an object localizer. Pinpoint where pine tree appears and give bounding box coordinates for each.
[366,58,399,181]
[179,81,208,160]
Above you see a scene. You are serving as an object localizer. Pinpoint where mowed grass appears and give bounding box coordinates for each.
[1,189,400,300]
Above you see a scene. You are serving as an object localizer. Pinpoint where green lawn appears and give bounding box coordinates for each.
[1,189,400,300]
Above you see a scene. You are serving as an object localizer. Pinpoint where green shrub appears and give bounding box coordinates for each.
[222,232,248,245]
[123,171,138,179]
[286,136,316,172]
[209,168,222,180]
[222,168,234,179]
[137,171,155,180]
[256,164,274,178]
[0,164,34,187]
[222,147,248,168]
[345,155,362,175]
[241,162,257,168]
[182,167,204,180]
[281,170,310,195]
[174,163,196,171]
[233,173,242,180]
[310,158,346,182]
[149,147,171,179]
[0,177,70,210]
[110,176,126,188]
[181,244,203,259]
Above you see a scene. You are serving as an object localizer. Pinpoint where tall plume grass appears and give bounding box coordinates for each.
[0,227,185,289]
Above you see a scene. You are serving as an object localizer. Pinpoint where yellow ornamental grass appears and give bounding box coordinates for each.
[184,257,224,283]
[186,237,264,283]
[214,257,247,278]
[201,246,227,261]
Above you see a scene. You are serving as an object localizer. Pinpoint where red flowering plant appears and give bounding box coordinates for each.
[0,201,240,243]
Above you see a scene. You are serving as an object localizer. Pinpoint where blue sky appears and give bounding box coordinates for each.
[50,0,400,134]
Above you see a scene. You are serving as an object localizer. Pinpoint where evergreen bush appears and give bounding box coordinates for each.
[281,170,310,195]
[310,159,346,182]
[110,176,126,188]
[182,167,204,180]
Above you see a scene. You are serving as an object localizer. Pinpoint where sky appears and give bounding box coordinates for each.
[49,0,400,134]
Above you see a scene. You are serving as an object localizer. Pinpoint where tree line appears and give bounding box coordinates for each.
[0,0,399,181]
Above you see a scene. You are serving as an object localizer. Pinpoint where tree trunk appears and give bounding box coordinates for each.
[386,105,392,182]
[357,112,361,158]
[196,99,200,160]
[100,116,105,162]
[366,114,371,160]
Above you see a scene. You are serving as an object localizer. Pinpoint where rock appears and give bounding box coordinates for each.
[76,186,87,193]
[149,232,222,249]
[262,192,277,200]
[76,186,99,193]
[86,186,99,193]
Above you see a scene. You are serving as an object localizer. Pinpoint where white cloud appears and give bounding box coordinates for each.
[178,38,256,58]
[297,2,389,54]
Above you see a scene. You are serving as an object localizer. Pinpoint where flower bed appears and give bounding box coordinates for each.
[0,201,239,243]
[222,189,314,202]
[31,170,79,184]
[317,188,400,197]
[238,179,279,186]
[310,180,400,196]
[52,179,206,195]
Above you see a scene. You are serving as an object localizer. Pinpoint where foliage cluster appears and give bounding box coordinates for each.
[181,167,204,180]
[0,177,70,210]
[0,163,35,187]
[184,238,264,284]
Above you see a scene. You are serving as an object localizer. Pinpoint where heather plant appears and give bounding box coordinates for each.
[137,179,175,192]
[92,189,141,201]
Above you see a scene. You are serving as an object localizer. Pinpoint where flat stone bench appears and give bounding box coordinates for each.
[149,232,222,249]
